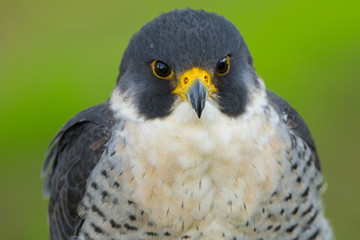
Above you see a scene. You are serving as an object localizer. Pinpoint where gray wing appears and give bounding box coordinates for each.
[266,90,321,171]
[42,101,115,240]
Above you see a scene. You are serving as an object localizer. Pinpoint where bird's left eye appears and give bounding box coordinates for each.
[152,60,173,79]
[215,56,230,75]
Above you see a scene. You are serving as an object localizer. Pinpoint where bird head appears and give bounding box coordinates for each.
[112,9,261,121]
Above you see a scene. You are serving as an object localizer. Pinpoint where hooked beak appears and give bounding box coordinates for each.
[185,80,208,118]
[171,67,218,118]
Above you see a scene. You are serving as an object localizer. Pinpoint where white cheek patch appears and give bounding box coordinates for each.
[110,88,145,122]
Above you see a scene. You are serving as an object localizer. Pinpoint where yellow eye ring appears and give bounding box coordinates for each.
[151,60,173,79]
[215,55,230,75]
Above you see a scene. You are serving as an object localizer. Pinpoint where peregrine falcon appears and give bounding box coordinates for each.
[42,9,333,240]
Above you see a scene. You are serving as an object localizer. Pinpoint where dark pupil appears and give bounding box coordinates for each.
[156,61,170,76]
[217,58,228,73]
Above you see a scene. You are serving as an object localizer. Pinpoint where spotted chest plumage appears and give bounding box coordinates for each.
[77,89,329,240]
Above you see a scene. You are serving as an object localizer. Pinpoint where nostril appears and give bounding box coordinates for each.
[204,75,208,83]
[184,77,189,84]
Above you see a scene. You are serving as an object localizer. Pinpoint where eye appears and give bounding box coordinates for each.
[152,60,173,79]
[215,56,230,75]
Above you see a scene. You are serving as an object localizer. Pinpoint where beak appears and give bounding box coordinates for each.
[172,67,218,118]
[185,79,208,118]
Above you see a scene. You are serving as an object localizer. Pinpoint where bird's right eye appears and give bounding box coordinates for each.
[152,60,173,79]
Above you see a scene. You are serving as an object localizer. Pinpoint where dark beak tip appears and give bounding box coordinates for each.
[190,100,203,118]
[186,80,207,119]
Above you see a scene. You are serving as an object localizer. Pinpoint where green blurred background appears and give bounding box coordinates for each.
[0,0,359,239]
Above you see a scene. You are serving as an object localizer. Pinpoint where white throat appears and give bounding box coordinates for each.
[108,81,289,236]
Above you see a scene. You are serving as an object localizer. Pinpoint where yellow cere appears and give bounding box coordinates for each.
[171,67,218,101]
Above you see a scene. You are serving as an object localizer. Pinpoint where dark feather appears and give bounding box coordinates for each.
[42,101,115,240]
[266,90,321,171]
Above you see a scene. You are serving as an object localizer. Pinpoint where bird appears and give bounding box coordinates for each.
[42,9,333,240]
